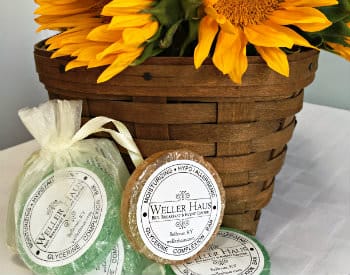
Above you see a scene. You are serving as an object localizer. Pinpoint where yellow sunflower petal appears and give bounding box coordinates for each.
[97,40,136,60]
[204,7,227,25]
[255,46,289,77]
[244,23,294,48]
[88,55,118,68]
[35,14,99,24]
[35,0,97,15]
[265,20,318,49]
[108,14,152,30]
[87,24,123,42]
[102,7,145,15]
[103,0,152,10]
[97,48,143,83]
[293,22,333,32]
[281,0,338,7]
[213,31,237,74]
[220,20,237,34]
[71,42,107,56]
[194,16,218,69]
[122,21,159,46]
[96,41,122,60]
[51,44,83,58]
[66,59,88,71]
[49,32,90,46]
[269,7,332,31]
[75,45,110,61]
[228,30,248,84]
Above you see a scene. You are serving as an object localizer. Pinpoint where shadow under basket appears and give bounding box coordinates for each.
[34,40,319,235]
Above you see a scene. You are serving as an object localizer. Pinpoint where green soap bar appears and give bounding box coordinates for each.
[167,227,271,275]
[87,230,166,275]
[16,163,122,275]
[121,235,155,275]
[87,237,124,275]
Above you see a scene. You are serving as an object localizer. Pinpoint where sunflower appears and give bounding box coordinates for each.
[194,0,338,83]
[37,0,159,83]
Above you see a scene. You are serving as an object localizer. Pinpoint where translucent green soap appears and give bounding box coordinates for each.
[87,232,166,275]
[16,163,122,275]
[122,235,164,275]
[167,228,271,275]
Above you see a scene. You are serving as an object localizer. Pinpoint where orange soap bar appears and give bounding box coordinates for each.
[121,149,225,265]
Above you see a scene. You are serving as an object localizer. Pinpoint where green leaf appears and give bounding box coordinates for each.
[180,0,202,19]
[179,19,199,56]
[145,0,184,26]
[339,0,350,11]
[322,34,349,45]
[131,43,164,66]
[160,20,183,48]
[147,26,163,44]
[320,21,350,46]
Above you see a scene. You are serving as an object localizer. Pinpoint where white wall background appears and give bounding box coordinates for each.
[0,3,349,149]
[305,52,350,110]
[1,2,48,149]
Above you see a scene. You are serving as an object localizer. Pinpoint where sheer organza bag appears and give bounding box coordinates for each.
[6,100,164,275]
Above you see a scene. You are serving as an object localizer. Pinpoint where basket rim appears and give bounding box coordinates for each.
[34,39,319,66]
[34,39,319,98]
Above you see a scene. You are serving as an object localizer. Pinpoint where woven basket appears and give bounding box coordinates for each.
[34,40,319,235]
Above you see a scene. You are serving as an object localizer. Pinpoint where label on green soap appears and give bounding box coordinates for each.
[88,237,124,275]
[136,160,222,261]
[19,167,107,267]
[170,228,270,275]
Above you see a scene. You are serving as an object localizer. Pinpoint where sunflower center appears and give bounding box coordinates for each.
[213,0,282,26]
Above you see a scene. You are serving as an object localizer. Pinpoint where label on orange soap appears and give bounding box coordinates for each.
[136,159,222,261]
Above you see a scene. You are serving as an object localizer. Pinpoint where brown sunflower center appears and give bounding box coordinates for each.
[213,0,282,26]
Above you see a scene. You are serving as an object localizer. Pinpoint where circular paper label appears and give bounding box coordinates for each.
[19,167,108,267]
[171,229,268,275]
[136,159,222,261]
[88,237,124,275]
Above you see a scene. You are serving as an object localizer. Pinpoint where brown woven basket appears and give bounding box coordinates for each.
[34,40,319,235]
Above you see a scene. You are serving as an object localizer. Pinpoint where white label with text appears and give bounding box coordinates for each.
[171,229,265,275]
[136,160,222,261]
[20,167,107,267]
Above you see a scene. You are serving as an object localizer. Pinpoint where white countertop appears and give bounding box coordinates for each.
[1,103,349,275]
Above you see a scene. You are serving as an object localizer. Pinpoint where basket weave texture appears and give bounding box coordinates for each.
[34,41,319,235]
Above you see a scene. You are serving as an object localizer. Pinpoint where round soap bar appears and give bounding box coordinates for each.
[168,228,271,275]
[16,165,122,275]
[121,149,225,265]
[88,235,166,275]
[87,237,124,275]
